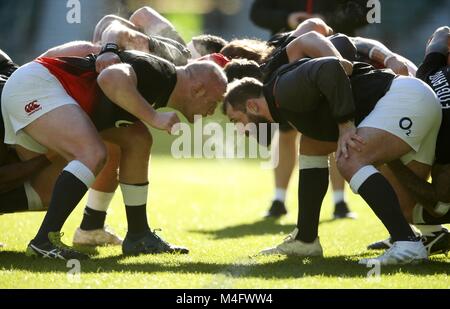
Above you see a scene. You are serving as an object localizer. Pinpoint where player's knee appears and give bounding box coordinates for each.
[336,155,363,181]
[127,123,153,150]
[77,142,108,173]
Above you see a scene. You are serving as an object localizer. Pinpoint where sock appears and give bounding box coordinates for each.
[333,190,345,205]
[295,155,329,243]
[79,190,115,231]
[350,166,416,242]
[33,161,95,245]
[416,224,444,236]
[121,183,150,237]
[273,188,287,203]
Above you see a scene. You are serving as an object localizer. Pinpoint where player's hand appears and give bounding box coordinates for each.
[385,56,409,76]
[150,111,180,134]
[287,12,312,29]
[337,121,365,159]
[96,52,122,74]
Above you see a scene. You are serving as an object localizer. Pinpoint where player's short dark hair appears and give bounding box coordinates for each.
[192,34,228,56]
[224,59,263,82]
[222,77,263,114]
[220,39,275,64]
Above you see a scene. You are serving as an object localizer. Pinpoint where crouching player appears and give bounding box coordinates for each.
[1,43,227,259]
[223,48,442,264]
[367,26,450,256]
[0,47,123,247]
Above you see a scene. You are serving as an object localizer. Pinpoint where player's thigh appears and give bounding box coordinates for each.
[337,127,412,180]
[100,121,153,151]
[355,127,413,165]
[22,104,104,161]
[299,134,336,156]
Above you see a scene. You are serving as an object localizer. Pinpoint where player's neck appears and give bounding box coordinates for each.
[167,68,189,114]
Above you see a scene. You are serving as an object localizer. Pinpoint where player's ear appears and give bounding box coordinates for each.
[246,98,259,114]
[192,82,206,98]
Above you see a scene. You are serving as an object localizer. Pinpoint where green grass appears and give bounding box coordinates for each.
[0,156,449,288]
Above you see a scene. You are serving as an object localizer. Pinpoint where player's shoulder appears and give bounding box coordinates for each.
[120,50,174,67]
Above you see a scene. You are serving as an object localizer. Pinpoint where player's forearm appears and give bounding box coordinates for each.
[287,32,343,62]
[129,6,175,37]
[290,18,334,38]
[388,160,438,208]
[353,37,396,64]
[102,23,150,53]
[0,156,50,194]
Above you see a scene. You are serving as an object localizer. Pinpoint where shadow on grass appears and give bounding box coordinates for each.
[189,217,345,239]
[1,250,448,279]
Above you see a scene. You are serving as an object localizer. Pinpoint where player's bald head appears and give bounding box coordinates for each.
[186,61,227,92]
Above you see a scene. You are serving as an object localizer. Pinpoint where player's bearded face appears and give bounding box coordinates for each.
[246,112,270,127]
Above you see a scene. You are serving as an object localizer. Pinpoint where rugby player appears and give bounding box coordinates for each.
[1,42,227,259]
[222,18,420,220]
[223,32,442,264]
[0,46,124,247]
[222,19,358,219]
[70,8,229,246]
[366,26,450,255]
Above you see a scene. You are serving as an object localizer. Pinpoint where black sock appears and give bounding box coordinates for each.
[33,171,89,245]
[422,210,450,225]
[296,168,329,243]
[358,173,416,242]
[125,205,150,237]
[79,207,107,231]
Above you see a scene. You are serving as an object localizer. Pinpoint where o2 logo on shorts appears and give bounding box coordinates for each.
[24,100,42,116]
[399,117,413,136]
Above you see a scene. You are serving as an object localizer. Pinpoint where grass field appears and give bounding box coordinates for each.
[0,156,449,289]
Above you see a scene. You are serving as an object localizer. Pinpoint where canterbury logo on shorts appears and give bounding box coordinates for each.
[24,100,42,116]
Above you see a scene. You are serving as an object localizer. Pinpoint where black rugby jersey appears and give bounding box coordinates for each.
[261,33,357,82]
[92,50,177,131]
[35,51,177,132]
[417,52,450,165]
[264,57,396,142]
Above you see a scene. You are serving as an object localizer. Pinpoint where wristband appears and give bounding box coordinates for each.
[383,55,396,67]
[368,47,376,60]
[99,43,120,56]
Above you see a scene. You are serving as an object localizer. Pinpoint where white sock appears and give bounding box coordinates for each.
[86,189,115,212]
[64,160,95,188]
[416,225,444,236]
[333,190,345,205]
[273,188,286,203]
[120,183,148,206]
